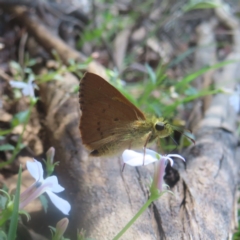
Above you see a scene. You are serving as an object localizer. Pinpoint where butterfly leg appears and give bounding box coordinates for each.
[143,131,152,165]
[157,138,164,154]
[122,142,132,172]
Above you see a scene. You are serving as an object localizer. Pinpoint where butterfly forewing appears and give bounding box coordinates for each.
[79,72,146,153]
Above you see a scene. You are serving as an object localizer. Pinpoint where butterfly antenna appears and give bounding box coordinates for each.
[122,163,126,172]
[170,135,179,147]
[175,130,195,144]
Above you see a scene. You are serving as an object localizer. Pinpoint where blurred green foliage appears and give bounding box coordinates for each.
[107,60,234,119]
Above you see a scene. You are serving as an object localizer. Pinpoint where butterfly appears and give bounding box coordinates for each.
[79,72,193,157]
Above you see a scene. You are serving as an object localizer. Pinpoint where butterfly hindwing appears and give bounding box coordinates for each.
[79,72,146,151]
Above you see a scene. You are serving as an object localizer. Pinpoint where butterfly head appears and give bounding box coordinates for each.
[154,120,173,138]
[153,120,195,145]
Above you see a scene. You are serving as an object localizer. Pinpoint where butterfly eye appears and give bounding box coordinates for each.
[155,122,165,131]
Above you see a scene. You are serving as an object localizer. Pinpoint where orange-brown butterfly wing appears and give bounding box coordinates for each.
[79,72,146,152]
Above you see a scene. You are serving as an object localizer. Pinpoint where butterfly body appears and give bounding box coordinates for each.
[79,73,173,157]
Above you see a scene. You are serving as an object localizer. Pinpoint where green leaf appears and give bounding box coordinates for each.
[26,58,37,67]
[30,97,38,105]
[175,60,238,92]
[184,86,198,96]
[155,63,167,86]
[145,64,156,84]
[49,226,56,237]
[0,195,8,209]
[7,165,22,240]
[0,230,7,240]
[169,47,197,67]
[38,71,62,83]
[0,129,12,136]
[24,67,33,74]
[163,88,221,117]
[146,102,162,116]
[10,61,22,75]
[183,0,221,12]
[18,143,26,150]
[18,210,31,222]
[0,144,15,151]
[11,110,30,127]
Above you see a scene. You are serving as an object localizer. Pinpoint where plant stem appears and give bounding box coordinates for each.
[7,165,22,240]
[0,102,35,169]
[0,210,12,226]
[112,196,155,240]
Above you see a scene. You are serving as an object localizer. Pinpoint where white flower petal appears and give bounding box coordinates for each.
[26,77,35,97]
[164,156,174,166]
[46,190,71,215]
[10,79,35,97]
[167,154,185,162]
[144,149,160,159]
[9,80,28,89]
[23,159,70,215]
[122,149,142,160]
[28,76,34,84]
[26,160,44,182]
[22,85,32,97]
[143,154,160,165]
[42,176,65,193]
[122,149,159,166]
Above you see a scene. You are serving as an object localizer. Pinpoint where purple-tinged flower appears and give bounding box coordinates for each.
[20,159,71,215]
[122,149,185,192]
[152,154,184,191]
[46,147,55,164]
[44,147,58,177]
[53,218,69,239]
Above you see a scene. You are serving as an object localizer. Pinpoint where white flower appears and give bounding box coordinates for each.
[122,149,185,192]
[10,77,36,98]
[20,159,71,215]
[122,149,185,166]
